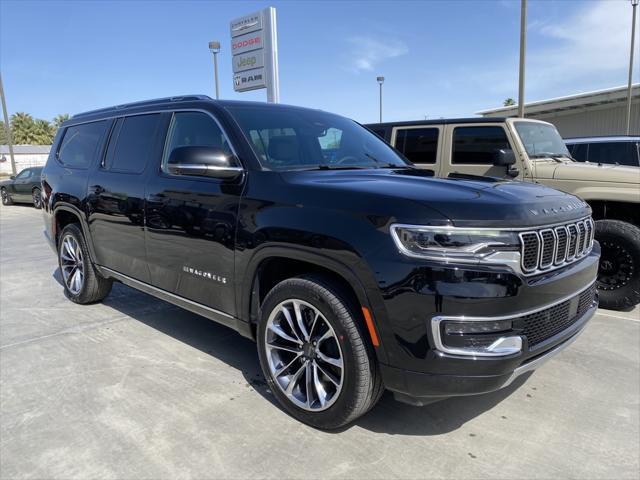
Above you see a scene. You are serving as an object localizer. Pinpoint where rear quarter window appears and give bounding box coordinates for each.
[57,120,109,169]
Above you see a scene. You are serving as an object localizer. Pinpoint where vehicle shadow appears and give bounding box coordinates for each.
[52,269,535,436]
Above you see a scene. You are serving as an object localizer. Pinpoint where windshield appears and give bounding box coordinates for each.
[226,105,411,171]
[514,121,570,158]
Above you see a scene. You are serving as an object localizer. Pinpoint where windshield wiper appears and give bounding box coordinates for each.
[315,164,371,170]
[364,152,414,169]
[529,152,572,162]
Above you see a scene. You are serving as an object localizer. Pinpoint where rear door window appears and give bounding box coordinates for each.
[104,114,162,174]
[394,128,439,164]
[58,120,109,168]
[587,142,637,166]
[451,126,510,164]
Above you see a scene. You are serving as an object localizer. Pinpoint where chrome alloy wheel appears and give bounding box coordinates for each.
[60,235,84,295]
[265,299,344,412]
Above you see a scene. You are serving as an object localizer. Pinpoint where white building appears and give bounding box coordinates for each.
[477,84,640,138]
[0,145,51,175]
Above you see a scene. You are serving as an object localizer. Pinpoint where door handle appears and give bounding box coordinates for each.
[89,185,105,194]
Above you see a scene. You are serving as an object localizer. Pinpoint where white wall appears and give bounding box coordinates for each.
[0,154,49,175]
[524,101,640,138]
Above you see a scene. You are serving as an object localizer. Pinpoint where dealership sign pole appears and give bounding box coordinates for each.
[230,7,280,103]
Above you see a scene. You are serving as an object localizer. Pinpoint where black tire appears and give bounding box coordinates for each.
[58,224,113,304]
[1,188,13,206]
[257,275,383,430]
[32,187,42,209]
[595,219,640,310]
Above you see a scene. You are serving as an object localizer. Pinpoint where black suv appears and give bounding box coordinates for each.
[41,96,599,429]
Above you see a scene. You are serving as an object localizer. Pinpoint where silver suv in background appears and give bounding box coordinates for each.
[564,137,640,168]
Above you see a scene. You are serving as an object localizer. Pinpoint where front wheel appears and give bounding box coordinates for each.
[58,224,113,304]
[1,188,12,206]
[32,188,42,209]
[257,275,383,430]
[595,219,640,310]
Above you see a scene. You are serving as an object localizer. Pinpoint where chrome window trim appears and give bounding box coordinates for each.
[431,280,597,358]
[60,108,245,175]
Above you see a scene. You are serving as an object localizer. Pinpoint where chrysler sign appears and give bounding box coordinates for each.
[230,8,279,102]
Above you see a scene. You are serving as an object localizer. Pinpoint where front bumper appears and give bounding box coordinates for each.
[380,292,597,405]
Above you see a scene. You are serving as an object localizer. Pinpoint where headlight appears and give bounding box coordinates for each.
[390,224,520,262]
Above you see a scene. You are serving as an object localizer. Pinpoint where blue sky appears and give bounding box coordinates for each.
[1,0,638,123]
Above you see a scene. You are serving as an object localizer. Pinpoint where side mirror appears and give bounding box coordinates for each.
[493,149,516,166]
[167,146,243,179]
[9,175,15,180]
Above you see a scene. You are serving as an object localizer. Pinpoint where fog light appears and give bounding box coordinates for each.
[444,319,512,335]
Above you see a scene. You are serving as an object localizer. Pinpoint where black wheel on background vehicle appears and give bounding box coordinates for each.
[32,188,42,209]
[595,219,640,310]
[1,188,12,206]
[257,275,383,430]
[58,224,113,304]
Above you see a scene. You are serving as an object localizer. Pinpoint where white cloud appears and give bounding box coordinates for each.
[344,35,408,73]
[527,0,638,90]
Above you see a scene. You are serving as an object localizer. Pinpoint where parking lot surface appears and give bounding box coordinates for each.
[1,204,639,480]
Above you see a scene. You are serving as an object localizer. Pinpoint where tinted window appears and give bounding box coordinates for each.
[15,169,31,179]
[395,128,438,164]
[569,143,588,162]
[105,114,161,174]
[588,142,638,166]
[452,126,510,164]
[58,121,108,168]
[227,106,409,171]
[370,128,386,139]
[162,112,233,173]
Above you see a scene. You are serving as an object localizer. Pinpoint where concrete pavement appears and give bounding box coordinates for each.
[1,204,638,479]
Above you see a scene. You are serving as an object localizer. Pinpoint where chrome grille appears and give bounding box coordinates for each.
[520,232,540,272]
[554,226,568,264]
[519,218,594,275]
[539,229,555,268]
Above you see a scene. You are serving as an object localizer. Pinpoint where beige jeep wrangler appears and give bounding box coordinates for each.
[367,118,640,310]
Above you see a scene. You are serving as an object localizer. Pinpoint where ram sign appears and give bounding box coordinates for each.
[230,7,279,102]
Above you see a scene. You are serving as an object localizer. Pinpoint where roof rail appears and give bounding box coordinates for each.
[72,95,213,119]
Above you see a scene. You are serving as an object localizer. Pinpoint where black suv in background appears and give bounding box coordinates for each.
[42,96,599,429]
[565,136,640,167]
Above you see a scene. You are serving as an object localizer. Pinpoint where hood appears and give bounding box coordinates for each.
[533,159,640,184]
[281,168,590,228]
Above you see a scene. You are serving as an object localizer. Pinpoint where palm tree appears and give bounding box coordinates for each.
[53,113,70,131]
[11,112,38,144]
[503,98,516,107]
[35,119,55,144]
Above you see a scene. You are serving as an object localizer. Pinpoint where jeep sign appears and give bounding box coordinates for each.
[233,50,265,73]
[230,7,279,102]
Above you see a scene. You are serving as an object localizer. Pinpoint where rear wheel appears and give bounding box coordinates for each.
[32,188,42,209]
[257,275,382,429]
[58,224,113,304]
[1,188,12,206]
[595,219,640,310]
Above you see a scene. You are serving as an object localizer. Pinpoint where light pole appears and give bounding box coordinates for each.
[209,41,221,100]
[377,76,385,123]
[625,0,638,135]
[0,72,16,175]
[517,0,527,118]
